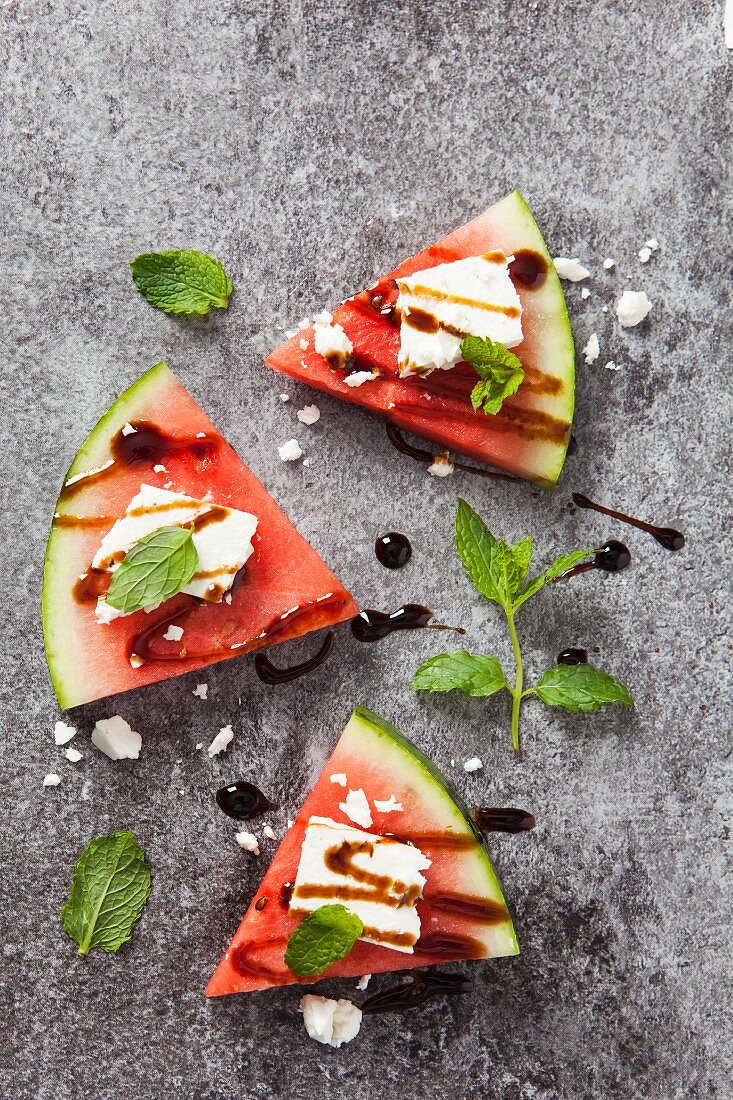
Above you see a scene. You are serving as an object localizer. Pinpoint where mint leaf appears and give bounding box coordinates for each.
[130,250,233,315]
[497,536,533,600]
[411,651,507,697]
[513,548,595,610]
[285,904,363,977]
[532,663,633,712]
[460,336,525,415]
[61,830,151,956]
[106,525,198,613]
[454,498,507,606]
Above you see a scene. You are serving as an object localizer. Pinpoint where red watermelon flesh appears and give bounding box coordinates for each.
[43,363,357,709]
[265,191,575,489]
[206,708,518,997]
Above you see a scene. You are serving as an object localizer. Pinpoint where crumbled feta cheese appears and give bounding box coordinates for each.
[279,393,290,403]
[602,305,609,313]
[373,795,403,813]
[339,788,373,828]
[235,831,260,854]
[645,238,660,251]
[192,683,208,699]
[296,404,321,425]
[313,321,353,369]
[617,290,652,327]
[291,817,431,953]
[262,824,276,841]
[638,246,652,264]
[580,287,590,300]
[300,996,362,1048]
[43,773,61,787]
[313,310,332,324]
[602,258,615,270]
[54,720,76,746]
[302,457,312,468]
[95,598,124,625]
[92,716,142,760]
[129,654,144,669]
[463,756,483,773]
[287,819,294,829]
[329,772,348,786]
[64,746,83,763]
[297,317,310,330]
[343,370,376,387]
[208,725,234,757]
[428,451,454,478]
[278,439,303,462]
[605,360,622,371]
[396,253,523,376]
[553,257,591,281]
[162,624,184,642]
[195,742,204,751]
[582,333,600,365]
[121,422,137,437]
[355,974,371,991]
[195,432,206,438]
[299,338,309,351]
[224,592,232,604]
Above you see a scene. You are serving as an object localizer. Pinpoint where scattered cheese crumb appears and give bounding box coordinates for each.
[64,746,83,763]
[235,831,260,854]
[54,721,76,746]
[92,716,142,760]
[602,305,609,313]
[43,773,61,787]
[355,974,371,991]
[287,819,294,829]
[297,404,321,425]
[263,824,276,841]
[450,758,455,767]
[428,451,454,478]
[208,725,234,757]
[278,439,303,462]
[312,310,333,325]
[224,592,232,604]
[343,370,376,388]
[617,290,652,327]
[279,393,290,403]
[553,257,590,282]
[192,683,208,700]
[298,317,310,330]
[162,624,184,642]
[645,238,660,251]
[463,757,483,773]
[582,333,600,365]
[638,246,652,264]
[196,432,206,438]
[300,996,362,1048]
[373,795,403,813]
[299,338,309,351]
[129,654,144,669]
[580,287,590,300]
[339,788,373,828]
[605,360,622,371]
[153,464,167,473]
[330,773,348,786]
[602,257,615,270]
[302,457,312,468]
[121,423,137,437]
[195,742,204,751]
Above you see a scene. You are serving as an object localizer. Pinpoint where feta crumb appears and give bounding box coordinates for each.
[196,432,206,438]
[428,451,454,478]
[450,758,455,767]
[553,257,590,282]
[314,320,353,369]
[278,438,303,462]
[582,333,600,365]
[581,287,590,300]
[235,831,260,854]
[299,338,309,351]
[262,824,276,841]
[92,716,142,760]
[162,624,184,642]
[602,257,615,270]
[302,457,312,468]
[129,654,144,669]
[463,756,483,773]
[296,404,321,425]
[330,772,348,786]
[224,592,232,604]
[121,422,137,437]
[195,742,203,750]
[638,246,652,264]
[54,720,76,746]
[313,310,333,325]
[64,746,83,763]
[343,370,376,388]
[152,464,167,473]
[94,598,124,625]
[300,996,362,1048]
[617,290,652,327]
[208,725,234,757]
[605,360,622,371]
[355,974,371,991]
[602,305,609,313]
[373,795,403,813]
[192,683,208,699]
[43,773,61,787]
[279,393,290,403]
[645,238,660,251]
[297,317,311,330]
[287,819,294,829]
[339,788,373,828]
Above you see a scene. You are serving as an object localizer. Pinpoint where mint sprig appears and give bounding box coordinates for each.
[130,249,233,315]
[411,499,633,754]
[61,830,152,956]
[460,335,525,415]
[106,525,198,613]
[284,904,363,977]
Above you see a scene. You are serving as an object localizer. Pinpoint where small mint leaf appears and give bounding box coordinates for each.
[460,336,524,415]
[533,663,633,712]
[496,535,533,600]
[513,548,596,609]
[106,525,198,613]
[284,904,363,977]
[130,250,233,315]
[411,651,507,697]
[454,498,507,606]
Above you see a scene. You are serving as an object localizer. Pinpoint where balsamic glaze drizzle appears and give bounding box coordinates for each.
[472,807,536,834]
[254,631,334,685]
[351,604,466,643]
[553,540,631,581]
[215,781,279,821]
[361,971,472,1016]
[375,531,412,570]
[386,424,520,483]
[572,493,684,551]
[557,648,588,666]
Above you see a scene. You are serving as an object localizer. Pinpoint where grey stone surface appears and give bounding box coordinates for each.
[1,1,731,1097]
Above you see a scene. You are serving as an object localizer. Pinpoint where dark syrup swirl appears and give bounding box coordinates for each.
[386,424,520,483]
[351,604,465,643]
[254,631,334,685]
[375,531,412,570]
[572,493,684,551]
[361,971,472,1016]
[215,781,279,821]
[472,807,536,834]
[557,648,588,666]
[553,540,631,582]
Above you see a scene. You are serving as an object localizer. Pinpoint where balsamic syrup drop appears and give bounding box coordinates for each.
[361,971,472,1016]
[553,539,631,581]
[386,424,519,483]
[254,631,334,685]
[557,648,588,666]
[472,807,536,834]
[375,532,412,570]
[351,604,466,643]
[215,781,279,821]
[508,249,548,289]
[572,492,684,551]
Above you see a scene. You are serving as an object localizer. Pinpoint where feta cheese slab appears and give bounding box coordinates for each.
[582,333,600,365]
[373,795,403,814]
[208,725,234,757]
[396,253,523,376]
[329,772,348,786]
[428,451,454,478]
[92,484,257,609]
[92,716,142,760]
[313,321,353,369]
[192,682,208,699]
[299,995,362,1048]
[235,830,260,854]
[43,773,61,787]
[296,404,321,425]
[54,720,76,746]
[553,257,591,282]
[162,623,184,642]
[291,816,431,953]
[343,370,376,388]
[617,290,652,327]
[278,438,303,462]
[339,788,373,828]
[64,746,83,763]
[463,756,483,773]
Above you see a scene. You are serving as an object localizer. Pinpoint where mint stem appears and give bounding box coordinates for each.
[505,607,523,755]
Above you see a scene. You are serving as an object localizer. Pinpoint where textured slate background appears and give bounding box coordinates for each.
[1,2,731,1097]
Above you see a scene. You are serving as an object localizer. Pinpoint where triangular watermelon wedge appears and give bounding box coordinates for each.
[266,191,574,489]
[43,363,357,709]
[207,707,518,997]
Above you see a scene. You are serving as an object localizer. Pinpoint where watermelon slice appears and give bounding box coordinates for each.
[207,707,518,997]
[266,191,574,489]
[43,363,357,709]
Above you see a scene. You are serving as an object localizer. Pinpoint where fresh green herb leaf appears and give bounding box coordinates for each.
[61,830,152,956]
[411,651,507,697]
[460,335,525,415]
[130,249,233,315]
[454,498,506,606]
[531,663,633,711]
[513,548,595,610]
[106,525,198,613]
[497,535,533,601]
[284,904,363,977]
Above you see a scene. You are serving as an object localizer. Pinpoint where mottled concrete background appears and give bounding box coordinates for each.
[1,2,731,1097]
